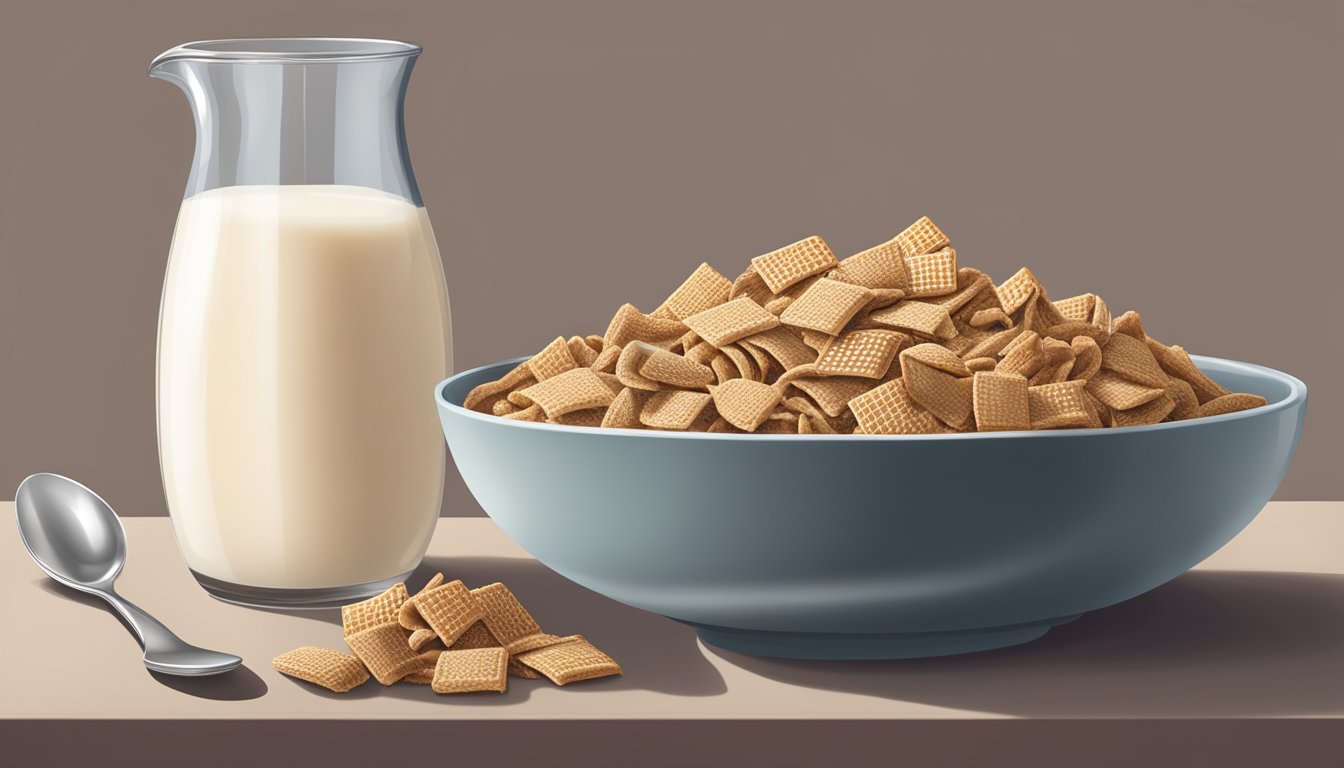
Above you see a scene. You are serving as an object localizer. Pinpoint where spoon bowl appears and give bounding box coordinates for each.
[15,473,242,676]
[16,473,126,589]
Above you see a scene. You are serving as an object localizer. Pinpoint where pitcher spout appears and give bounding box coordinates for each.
[145,38,424,205]
[147,56,186,87]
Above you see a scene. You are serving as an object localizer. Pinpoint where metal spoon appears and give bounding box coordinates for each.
[14,473,242,676]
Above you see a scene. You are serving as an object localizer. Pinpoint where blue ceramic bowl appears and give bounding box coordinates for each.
[436,356,1306,660]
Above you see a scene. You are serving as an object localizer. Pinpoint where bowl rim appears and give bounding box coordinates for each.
[436,354,1306,441]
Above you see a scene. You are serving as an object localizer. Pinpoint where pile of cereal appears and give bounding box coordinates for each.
[273,574,620,694]
[464,217,1266,434]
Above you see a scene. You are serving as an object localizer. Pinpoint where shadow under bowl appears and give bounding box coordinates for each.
[436,355,1306,660]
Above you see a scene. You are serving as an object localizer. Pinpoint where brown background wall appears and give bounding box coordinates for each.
[1,0,1339,516]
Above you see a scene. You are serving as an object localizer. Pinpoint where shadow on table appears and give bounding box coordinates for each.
[704,570,1344,718]
[263,555,728,703]
[36,579,268,701]
[149,666,268,701]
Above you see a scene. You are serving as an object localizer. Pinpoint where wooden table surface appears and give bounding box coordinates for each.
[3,501,1342,767]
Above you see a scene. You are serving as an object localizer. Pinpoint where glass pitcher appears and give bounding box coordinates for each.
[149,39,451,608]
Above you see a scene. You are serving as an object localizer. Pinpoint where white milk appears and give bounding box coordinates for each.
[157,185,451,588]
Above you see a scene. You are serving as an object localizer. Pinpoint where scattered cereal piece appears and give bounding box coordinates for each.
[471,582,546,650]
[273,647,370,693]
[345,623,425,686]
[398,574,444,630]
[402,667,437,685]
[341,582,409,637]
[431,647,509,694]
[507,632,569,655]
[449,621,501,651]
[513,636,623,686]
[408,628,441,652]
[408,580,485,647]
[509,657,545,679]
[284,574,621,697]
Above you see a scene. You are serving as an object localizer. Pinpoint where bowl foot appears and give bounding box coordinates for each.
[692,614,1080,660]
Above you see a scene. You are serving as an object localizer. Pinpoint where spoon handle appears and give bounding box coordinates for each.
[97,588,188,653]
